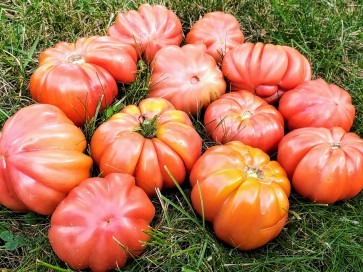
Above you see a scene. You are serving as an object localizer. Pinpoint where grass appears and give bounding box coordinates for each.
[1,0,363,271]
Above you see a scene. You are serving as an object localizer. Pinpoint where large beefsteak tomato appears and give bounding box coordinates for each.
[148,44,226,115]
[277,127,363,204]
[90,98,202,196]
[204,90,284,154]
[0,104,93,215]
[190,141,290,250]
[222,42,311,103]
[108,3,183,61]
[49,173,155,272]
[29,36,138,126]
[186,11,244,63]
[278,78,355,131]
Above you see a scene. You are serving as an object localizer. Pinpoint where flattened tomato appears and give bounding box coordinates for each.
[204,90,284,154]
[30,36,138,126]
[49,173,155,272]
[90,98,202,196]
[278,78,355,131]
[108,3,183,61]
[277,127,363,204]
[190,141,290,250]
[186,11,244,63]
[148,44,226,115]
[0,104,92,215]
[222,42,311,103]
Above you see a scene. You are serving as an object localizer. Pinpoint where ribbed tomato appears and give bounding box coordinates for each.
[29,36,138,126]
[0,104,92,215]
[278,78,355,131]
[148,44,226,115]
[49,173,155,272]
[108,3,183,61]
[186,11,244,63]
[222,42,311,103]
[204,90,284,154]
[90,98,202,196]
[190,141,290,250]
[277,127,363,204]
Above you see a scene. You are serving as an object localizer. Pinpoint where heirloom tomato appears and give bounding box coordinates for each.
[277,127,363,204]
[186,11,244,63]
[0,104,92,215]
[204,90,284,154]
[91,98,202,196]
[278,78,355,131]
[190,141,290,250]
[222,42,311,103]
[49,173,155,272]
[148,44,226,115]
[30,36,138,126]
[108,3,183,61]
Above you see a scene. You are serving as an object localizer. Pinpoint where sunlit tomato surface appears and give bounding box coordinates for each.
[204,90,284,154]
[190,141,290,250]
[91,98,202,196]
[108,3,183,61]
[0,104,93,215]
[148,44,226,115]
[186,11,244,63]
[222,42,311,103]
[278,78,355,131]
[30,36,138,126]
[277,127,363,204]
[49,173,155,272]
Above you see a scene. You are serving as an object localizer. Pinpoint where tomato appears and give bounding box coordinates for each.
[148,44,227,115]
[186,11,244,63]
[222,42,311,103]
[278,78,355,131]
[90,98,202,196]
[190,141,290,250]
[49,173,155,272]
[277,127,363,204]
[29,36,138,126]
[204,90,284,154]
[108,3,183,62]
[0,104,93,215]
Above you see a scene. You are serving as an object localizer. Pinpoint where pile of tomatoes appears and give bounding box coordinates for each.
[1,4,362,272]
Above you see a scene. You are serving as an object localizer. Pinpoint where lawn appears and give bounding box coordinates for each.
[1,0,363,271]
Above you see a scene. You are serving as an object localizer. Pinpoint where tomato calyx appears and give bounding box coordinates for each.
[245,166,265,179]
[135,114,158,138]
[330,142,341,149]
[65,53,85,64]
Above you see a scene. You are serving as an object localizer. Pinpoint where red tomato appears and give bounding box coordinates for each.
[278,78,355,131]
[204,90,284,154]
[277,127,363,204]
[222,42,311,103]
[186,11,244,63]
[148,44,226,115]
[48,173,155,272]
[190,141,290,250]
[90,98,202,196]
[29,36,138,126]
[108,3,183,61]
[0,104,93,215]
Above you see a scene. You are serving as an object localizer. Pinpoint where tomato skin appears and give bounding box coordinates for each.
[278,78,355,131]
[186,11,244,63]
[48,173,155,272]
[108,3,183,61]
[190,141,290,250]
[0,104,93,215]
[277,127,363,204]
[148,44,227,115]
[29,36,138,126]
[222,42,311,103]
[90,98,202,196]
[204,90,284,154]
